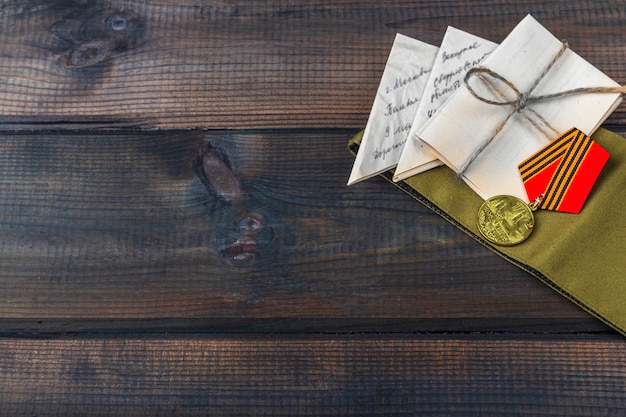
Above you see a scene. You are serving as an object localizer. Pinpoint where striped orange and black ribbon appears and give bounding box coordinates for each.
[518,128,609,214]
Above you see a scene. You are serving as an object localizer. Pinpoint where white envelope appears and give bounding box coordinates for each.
[419,15,622,201]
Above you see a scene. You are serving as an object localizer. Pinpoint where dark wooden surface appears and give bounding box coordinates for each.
[0,1,625,415]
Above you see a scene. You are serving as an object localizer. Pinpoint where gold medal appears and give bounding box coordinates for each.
[477,195,537,246]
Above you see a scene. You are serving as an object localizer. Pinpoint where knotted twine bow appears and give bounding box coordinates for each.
[458,41,626,176]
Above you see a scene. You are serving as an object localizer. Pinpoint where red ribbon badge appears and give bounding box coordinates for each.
[518,128,609,214]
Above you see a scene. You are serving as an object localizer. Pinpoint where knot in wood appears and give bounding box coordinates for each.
[201,153,243,204]
[106,15,127,31]
[51,9,145,70]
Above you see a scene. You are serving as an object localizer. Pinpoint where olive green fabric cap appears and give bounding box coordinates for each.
[349,128,626,335]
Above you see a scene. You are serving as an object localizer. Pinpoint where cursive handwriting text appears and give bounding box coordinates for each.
[441,42,481,63]
[430,50,493,103]
[384,67,430,94]
[384,96,420,116]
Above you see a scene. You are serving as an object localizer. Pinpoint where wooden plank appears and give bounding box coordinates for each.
[0,318,611,336]
[1,335,625,416]
[0,128,610,332]
[0,0,624,129]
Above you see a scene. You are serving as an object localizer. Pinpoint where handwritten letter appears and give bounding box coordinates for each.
[394,27,498,182]
[347,34,438,185]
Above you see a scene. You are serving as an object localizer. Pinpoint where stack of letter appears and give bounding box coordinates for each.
[348,15,621,204]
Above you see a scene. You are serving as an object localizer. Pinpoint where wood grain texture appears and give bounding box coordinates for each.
[0,0,625,128]
[1,1,625,414]
[0,128,608,331]
[1,336,625,416]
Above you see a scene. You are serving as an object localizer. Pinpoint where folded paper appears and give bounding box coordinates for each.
[394,27,498,182]
[418,14,622,201]
[347,34,438,185]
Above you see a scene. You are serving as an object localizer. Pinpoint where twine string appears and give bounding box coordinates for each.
[457,41,626,176]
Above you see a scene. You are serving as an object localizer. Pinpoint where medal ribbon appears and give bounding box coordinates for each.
[518,128,609,214]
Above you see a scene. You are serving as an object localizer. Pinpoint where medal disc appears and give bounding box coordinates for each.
[477,195,534,246]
